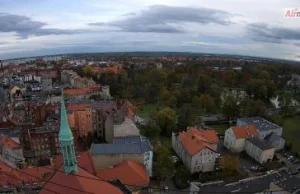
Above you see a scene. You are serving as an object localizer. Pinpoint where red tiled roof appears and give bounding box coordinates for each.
[52,151,96,175]
[64,88,90,95]
[67,104,89,111]
[231,125,258,139]
[0,136,20,149]
[40,167,123,194]
[97,160,149,186]
[179,128,219,156]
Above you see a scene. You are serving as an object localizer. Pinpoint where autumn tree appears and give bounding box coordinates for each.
[83,65,94,77]
[220,155,240,172]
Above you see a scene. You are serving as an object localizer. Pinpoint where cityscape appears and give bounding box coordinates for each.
[0,0,300,194]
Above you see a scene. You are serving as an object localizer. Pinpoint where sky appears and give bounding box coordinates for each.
[0,0,300,60]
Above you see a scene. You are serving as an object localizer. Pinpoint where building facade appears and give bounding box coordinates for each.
[172,128,219,173]
[244,138,275,164]
[224,125,259,153]
[237,117,283,139]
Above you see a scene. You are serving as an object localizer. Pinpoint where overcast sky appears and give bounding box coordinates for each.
[0,0,299,60]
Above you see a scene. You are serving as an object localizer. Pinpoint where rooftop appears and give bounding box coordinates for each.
[238,117,281,131]
[193,170,299,194]
[246,138,274,151]
[231,125,259,139]
[91,136,152,154]
[178,128,219,156]
[264,132,283,143]
[97,160,149,186]
[114,117,140,137]
[40,166,123,194]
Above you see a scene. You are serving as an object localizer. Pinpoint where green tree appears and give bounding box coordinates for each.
[159,89,177,108]
[156,107,177,136]
[222,95,239,119]
[154,145,175,179]
[197,74,212,94]
[141,120,161,142]
[199,94,214,113]
[240,99,266,117]
[173,165,192,189]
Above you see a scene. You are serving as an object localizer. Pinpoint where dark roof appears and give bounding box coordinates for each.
[246,138,274,150]
[238,117,281,131]
[91,136,152,154]
[274,176,300,193]
[264,132,282,143]
[196,170,297,194]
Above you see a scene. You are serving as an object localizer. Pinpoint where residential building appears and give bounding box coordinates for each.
[40,97,124,194]
[224,125,259,153]
[91,136,153,176]
[0,136,25,168]
[61,70,96,88]
[41,77,53,91]
[172,128,219,173]
[67,107,93,138]
[264,132,285,151]
[20,121,60,166]
[113,117,140,138]
[237,117,283,139]
[244,138,275,164]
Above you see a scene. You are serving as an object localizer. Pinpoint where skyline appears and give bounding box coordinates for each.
[0,0,300,61]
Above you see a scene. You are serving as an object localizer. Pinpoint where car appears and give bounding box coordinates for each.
[163,186,169,193]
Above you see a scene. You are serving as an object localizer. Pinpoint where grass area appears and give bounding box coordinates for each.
[206,123,230,135]
[136,103,160,119]
[282,115,300,154]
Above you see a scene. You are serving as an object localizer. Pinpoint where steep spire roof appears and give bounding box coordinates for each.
[59,91,73,141]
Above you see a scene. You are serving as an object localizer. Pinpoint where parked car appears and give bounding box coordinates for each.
[163,186,169,193]
[292,159,299,164]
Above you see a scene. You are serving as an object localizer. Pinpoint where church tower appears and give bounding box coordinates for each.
[59,93,78,174]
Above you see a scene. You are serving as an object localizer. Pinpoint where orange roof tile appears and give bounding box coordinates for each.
[179,128,219,156]
[97,160,149,186]
[52,151,96,175]
[231,125,258,139]
[67,104,89,111]
[40,167,123,194]
[64,88,90,96]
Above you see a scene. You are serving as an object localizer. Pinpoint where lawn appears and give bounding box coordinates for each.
[136,103,160,119]
[282,115,300,154]
[206,123,230,135]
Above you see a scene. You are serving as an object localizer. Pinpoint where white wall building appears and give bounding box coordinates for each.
[172,128,219,173]
[245,138,275,164]
[224,125,259,153]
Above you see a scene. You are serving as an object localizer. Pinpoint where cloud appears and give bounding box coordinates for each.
[0,13,83,38]
[89,5,234,33]
[246,23,300,44]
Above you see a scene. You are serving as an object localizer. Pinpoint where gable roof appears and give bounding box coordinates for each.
[40,167,123,194]
[246,138,274,151]
[52,151,96,175]
[178,128,219,156]
[231,125,259,139]
[97,160,149,186]
[64,88,90,96]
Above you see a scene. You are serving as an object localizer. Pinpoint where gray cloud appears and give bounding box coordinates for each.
[89,5,234,33]
[246,23,300,44]
[0,13,82,38]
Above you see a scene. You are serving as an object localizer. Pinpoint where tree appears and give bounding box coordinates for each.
[83,65,94,77]
[156,107,177,136]
[199,94,214,113]
[173,165,192,189]
[154,145,175,179]
[222,95,239,119]
[141,120,161,142]
[220,155,239,172]
[197,74,212,94]
[240,99,266,117]
[159,89,177,108]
